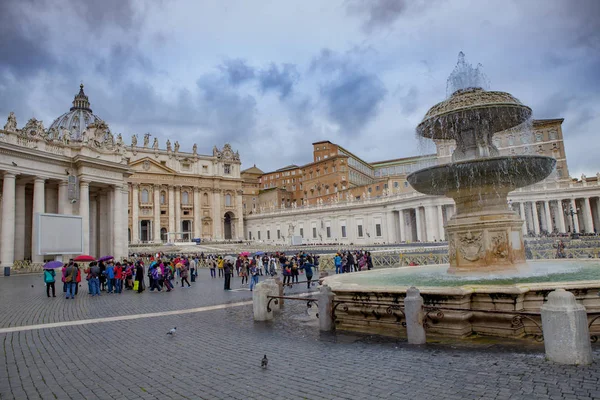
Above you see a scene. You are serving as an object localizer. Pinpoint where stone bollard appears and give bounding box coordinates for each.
[404,286,426,344]
[318,285,335,332]
[252,282,273,321]
[264,279,280,312]
[540,289,593,365]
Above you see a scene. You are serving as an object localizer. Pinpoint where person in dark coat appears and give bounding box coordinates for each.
[224,261,232,290]
[135,262,145,293]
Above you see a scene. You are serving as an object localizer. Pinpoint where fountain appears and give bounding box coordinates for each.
[322,53,600,339]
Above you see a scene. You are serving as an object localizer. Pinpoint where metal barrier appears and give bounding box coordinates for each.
[266,295,319,316]
[332,300,406,327]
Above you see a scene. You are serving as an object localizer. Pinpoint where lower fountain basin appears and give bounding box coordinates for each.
[407,155,556,196]
[322,261,600,339]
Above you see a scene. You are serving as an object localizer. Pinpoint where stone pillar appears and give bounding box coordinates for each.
[89,196,97,257]
[541,289,593,365]
[571,199,580,233]
[122,186,129,251]
[112,185,124,260]
[174,186,181,240]
[58,180,70,214]
[583,197,594,234]
[415,207,423,242]
[168,186,175,238]
[519,202,527,235]
[153,185,161,242]
[79,180,90,255]
[544,201,553,233]
[252,282,273,321]
[31,178,46,263]
[236,191,244,240]
[1,172,17,275]
[404,287,426,344]
[398,209,406,242]
[193,188,201,239]
[531,202,540,234]
[213,189,222,239]
[318,285,335,332]
[437,205,445,241]
[131,184,139,244]
[425,206,437,242]
[556,200,566,233]
[14,183,26,260]
[264,279,280,312]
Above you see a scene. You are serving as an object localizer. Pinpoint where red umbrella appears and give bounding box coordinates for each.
[74,255,96,262]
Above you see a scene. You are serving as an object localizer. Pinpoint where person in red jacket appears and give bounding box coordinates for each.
[114,262,124,294]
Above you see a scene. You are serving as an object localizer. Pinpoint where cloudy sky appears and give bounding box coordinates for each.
[1,0,598,176]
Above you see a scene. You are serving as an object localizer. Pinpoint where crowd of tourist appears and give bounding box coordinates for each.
[333,250,374,274]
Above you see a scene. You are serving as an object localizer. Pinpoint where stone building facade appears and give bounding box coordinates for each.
[0,85,244,273]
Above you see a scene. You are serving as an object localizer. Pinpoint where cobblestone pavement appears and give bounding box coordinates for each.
[1,274,600,400]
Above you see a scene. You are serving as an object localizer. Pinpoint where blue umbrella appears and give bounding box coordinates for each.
[43,261,63,269]
[255,251,265,256]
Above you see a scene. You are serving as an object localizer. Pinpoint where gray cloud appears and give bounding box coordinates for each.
[345,0,408,33]
[257,63,300,99]
[218,59,256,86]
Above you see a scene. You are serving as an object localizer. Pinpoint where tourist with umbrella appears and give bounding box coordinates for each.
[43,261,61,298]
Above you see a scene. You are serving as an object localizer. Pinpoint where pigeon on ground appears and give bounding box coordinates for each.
[167,327,177,335]
[261,355,268,369]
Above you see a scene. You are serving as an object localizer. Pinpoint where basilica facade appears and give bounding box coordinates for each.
[0,85,242,274]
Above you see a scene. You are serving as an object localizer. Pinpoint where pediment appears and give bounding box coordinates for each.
[129,158,176,174]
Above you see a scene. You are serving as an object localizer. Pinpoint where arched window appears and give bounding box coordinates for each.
[203,193,209,206]
[225,194,232,207]
[160,191,166,205]
[141,189,149,203]
[182,191,189,205]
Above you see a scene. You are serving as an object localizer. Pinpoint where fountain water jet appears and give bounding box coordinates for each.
[407,55,555,273]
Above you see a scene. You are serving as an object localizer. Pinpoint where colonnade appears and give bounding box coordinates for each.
[397,204,454,243]
[1,171,127,272]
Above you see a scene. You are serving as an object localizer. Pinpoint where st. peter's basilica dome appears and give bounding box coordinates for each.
[49,84,104,141]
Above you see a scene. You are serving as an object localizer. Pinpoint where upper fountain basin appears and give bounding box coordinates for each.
[407,155,556,196]
[416,88,532,139]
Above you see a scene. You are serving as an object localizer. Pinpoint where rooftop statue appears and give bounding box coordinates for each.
[4,112,17,132]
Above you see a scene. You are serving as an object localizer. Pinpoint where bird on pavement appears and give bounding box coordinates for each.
[167,327,177,335]
[261,355,268,369]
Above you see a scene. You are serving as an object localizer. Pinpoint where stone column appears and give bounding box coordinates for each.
[213,189,222,239]
[541,289,593,365]
[398,209,406,242]
[425,206,437,242]
[531,202,540,235]
[174,186,181,240]
[544,201,553,233]
[58,180,70,214]
[519,202,527,235]
[122,186,129,250]
[89,196,97,257]
[1,172,17,275]
[31,178,46,263]
[583,197,594,234]
[79,180,90,254]
[131,184,139,244]
[168,186,175,238]
[556,200,566,233]
[415,207,423,242]
[14,183,26,260]
[571,199,580,233]
[437,205,445,241]
[112,185,124,260]
[236,191,244,240]
[404,287,426,344]
[153,185,161,242]
[193,188,201,239]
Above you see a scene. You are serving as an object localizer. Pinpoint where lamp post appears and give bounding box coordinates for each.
[565,204,579,239]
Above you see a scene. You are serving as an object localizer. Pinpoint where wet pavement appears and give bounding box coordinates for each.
[1,272,600,399]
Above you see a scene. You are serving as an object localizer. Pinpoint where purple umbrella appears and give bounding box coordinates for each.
[43,261,63,269]
[98,255,114,262]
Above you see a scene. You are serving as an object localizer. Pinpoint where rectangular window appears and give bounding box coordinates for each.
[258,231,261,240]
[394,182,399,188]
[224,164,231,174]
[312,227,317,238]
[535,133,543,142]
[267,230,270,240]
[357,225,363,237]
[376,224,382,237]
[341,226,346,238]
[202,165,208,173]
[300,228,304,238]
[326,226,331,238]
[277,230,281,239]
[249,232,252,240]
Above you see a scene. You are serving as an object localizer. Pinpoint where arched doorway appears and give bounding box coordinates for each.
[224,212,235,240]
[182,220,192,241]
[160,228,167,242]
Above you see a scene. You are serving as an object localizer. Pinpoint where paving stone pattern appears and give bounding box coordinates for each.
[1,274,600,399]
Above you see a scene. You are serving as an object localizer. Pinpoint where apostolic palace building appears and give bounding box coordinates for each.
[2,84,600,273]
